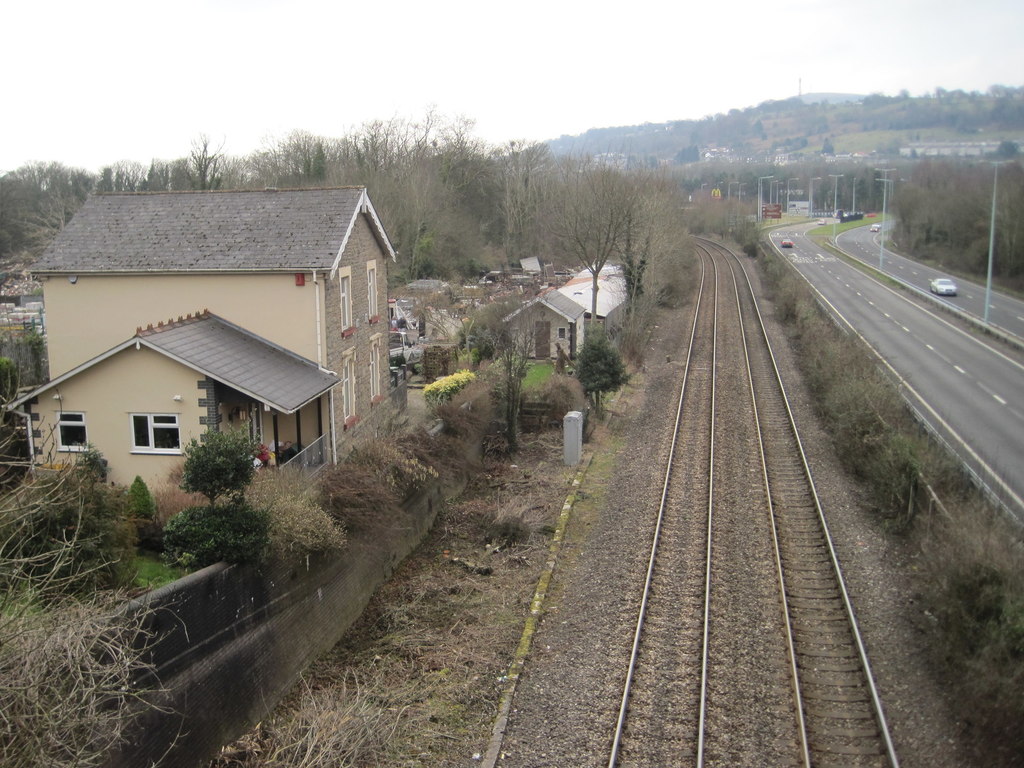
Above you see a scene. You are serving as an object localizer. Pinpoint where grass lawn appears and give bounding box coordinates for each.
[523,362,554,391]
[133,552,186,591]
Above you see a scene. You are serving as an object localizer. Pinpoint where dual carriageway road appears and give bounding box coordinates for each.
[767,223,1024,521]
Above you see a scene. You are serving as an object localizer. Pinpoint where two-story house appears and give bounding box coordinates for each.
[11,187,396,486]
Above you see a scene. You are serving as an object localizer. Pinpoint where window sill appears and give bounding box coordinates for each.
[130,449,183,456]
[368,315,381,324]
[341,327,356,339]
[343,415,359,430]
[371,394,386,406]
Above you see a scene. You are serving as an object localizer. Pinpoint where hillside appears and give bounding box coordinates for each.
[547,86,1024,163]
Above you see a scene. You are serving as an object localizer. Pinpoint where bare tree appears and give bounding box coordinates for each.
[186,134,225,190]
[497,140,551,266]
[546,157,641,325]
[0,452,157,767]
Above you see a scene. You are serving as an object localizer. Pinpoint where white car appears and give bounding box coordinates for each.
[869,223,881,232]
[929,278,958,296]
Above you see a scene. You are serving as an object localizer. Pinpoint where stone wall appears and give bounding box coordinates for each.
[107,481,450,768]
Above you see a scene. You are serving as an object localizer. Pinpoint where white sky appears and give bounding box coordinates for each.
[3,0,1023,173]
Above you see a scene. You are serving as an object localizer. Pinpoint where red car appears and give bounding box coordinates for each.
[780,239,794,248]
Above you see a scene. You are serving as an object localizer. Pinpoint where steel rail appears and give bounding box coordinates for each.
[606,250,712,767]
[710,237,901,767]
[695,246,719,766]
[721,243,812,767]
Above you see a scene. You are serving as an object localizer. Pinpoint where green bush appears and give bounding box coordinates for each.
[180,429,257,505]
[127,475,156,520]
[0,357,17,402]
[423,370,477,408]
[1,467,136,594]
[162,500,269,569]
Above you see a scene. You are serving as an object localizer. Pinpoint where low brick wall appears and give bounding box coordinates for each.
[107,481,453,768]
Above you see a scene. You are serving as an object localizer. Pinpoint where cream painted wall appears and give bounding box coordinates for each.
[42,272,328,378]
[32,345,207,487]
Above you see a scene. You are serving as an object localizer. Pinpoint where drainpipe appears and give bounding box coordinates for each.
[313,270,323,367]
[328,390,338,465]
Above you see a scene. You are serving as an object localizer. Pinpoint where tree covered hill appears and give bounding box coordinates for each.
[547,86,1024,164]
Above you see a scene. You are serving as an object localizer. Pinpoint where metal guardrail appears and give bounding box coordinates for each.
[279,434,326,472]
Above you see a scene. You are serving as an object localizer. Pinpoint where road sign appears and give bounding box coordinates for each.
[762,204,782,219]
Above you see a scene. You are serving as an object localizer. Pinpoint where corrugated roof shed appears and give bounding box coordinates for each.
[557,264,627,318]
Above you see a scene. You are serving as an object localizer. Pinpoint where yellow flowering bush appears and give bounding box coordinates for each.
[423,370,477,408]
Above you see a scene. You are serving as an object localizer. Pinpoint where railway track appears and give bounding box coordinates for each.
[607,238,899,767]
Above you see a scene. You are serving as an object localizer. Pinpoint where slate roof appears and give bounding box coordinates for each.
[503,289,586,323]
[539,290,587,321]
[136,312,339,413]
[12,311,339,414]
[31,187,392,274]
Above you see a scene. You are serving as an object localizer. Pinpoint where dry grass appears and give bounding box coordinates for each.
[150,466,205,526]
[920,499,1024,751]
[211,429,575,767]
[247,469,346,558]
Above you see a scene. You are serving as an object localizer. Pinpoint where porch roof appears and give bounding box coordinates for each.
[12,311,338,414]
[136,311,338,413]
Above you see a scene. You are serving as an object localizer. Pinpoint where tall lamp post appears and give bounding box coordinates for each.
[757,175,773,223]
[809,176,821,218]
[830,174,844,240]
[985,162,1001,325]
[876,168,895,268]
[787,177,799,215]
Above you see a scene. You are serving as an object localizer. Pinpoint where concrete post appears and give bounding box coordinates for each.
[563,410,583,466]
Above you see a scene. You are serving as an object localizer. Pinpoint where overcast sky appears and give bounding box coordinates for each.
[3,0,1022,173]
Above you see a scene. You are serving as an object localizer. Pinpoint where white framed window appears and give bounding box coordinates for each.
[341,355,355,420]
[131,413,181,453]
[367,263,378,320]
[339,272,352,330]
[369,337,381,399]
[57,411,87,451]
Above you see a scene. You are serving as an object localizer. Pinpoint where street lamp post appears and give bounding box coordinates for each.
[758,175,773,223]
[809,176,821,218]
[985,162,1001,325]
[875,168,895,269]
[787,177,799,215]
[727,181,738,199]
[830,174,844,240]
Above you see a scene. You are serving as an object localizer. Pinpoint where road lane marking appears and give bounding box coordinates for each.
[978,381,1008,406]
[902,326,911,333]
[954,365,966,375]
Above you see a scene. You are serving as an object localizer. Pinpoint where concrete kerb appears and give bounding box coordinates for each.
[479,450,595,767]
